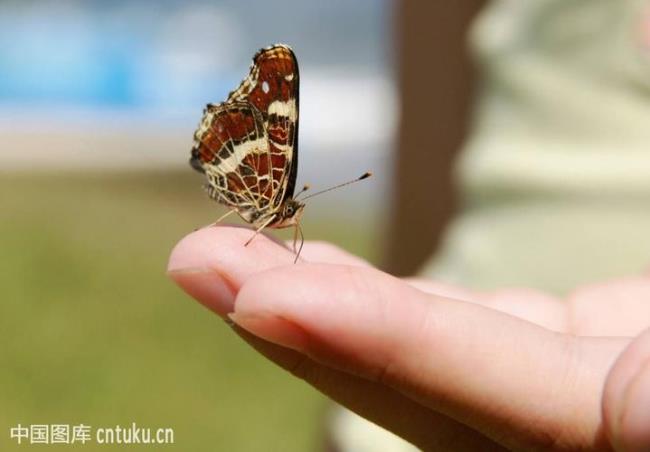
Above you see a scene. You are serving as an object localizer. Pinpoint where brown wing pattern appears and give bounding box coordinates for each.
[190,44,299,226]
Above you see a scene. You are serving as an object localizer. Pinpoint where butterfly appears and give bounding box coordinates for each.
[190,44,370,261]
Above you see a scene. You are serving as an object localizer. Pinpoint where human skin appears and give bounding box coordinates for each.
[168,226,650,451]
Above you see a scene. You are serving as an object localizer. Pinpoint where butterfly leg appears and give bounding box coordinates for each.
[210,209,236,226]
[194,209,236,231]
[244,216,276,247]
[293,222,305,264]
[292,223,299,253]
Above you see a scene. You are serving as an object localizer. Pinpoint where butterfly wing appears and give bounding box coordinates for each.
[191,44,300,225]
[229,44,300,207]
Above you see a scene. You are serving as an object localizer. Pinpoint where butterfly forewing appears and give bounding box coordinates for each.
[191,44,300,226]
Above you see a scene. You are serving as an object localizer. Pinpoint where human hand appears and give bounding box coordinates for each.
[168,227,650,451]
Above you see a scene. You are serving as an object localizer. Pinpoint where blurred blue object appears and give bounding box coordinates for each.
[0,0,393,202]
[0,4,134,106]
[0,0,388,110]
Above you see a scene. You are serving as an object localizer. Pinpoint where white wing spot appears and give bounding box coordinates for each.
[268,99,297,121]
[262,81,270,93]
[284,73,294,81]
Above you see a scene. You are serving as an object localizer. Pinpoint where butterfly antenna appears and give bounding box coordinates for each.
[300,172,372,201]
[293,183,311,199]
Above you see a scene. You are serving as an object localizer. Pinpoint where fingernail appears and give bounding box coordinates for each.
[168,268,236,317]
[228,311,308,352]
[619,360,650,452]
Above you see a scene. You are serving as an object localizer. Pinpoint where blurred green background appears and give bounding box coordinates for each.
[1,1,391,450]
[0,171,378,451]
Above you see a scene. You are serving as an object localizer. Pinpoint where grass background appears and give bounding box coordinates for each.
[0,171,379,451]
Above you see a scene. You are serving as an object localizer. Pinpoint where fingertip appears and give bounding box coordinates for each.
[167,227,219,273]
[167,226,297,314]
[167,226,292,274]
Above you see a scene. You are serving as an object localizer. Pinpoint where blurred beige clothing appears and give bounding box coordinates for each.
[424,0,650,293]
[335,0,650,451]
